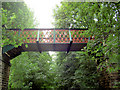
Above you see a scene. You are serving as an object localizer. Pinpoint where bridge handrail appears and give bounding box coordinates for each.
[5,28,94,44]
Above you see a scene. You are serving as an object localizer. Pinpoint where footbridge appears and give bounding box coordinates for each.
[3,28,94,54]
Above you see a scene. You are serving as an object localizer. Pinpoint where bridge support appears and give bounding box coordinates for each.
[0,47,11,90]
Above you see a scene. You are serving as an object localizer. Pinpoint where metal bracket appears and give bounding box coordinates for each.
[36,41,41,53]
[67,40,73,53]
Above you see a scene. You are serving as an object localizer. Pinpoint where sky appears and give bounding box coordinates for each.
[24,0,62,28]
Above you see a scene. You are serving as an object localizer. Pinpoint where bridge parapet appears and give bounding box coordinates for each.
[11,28,94,44]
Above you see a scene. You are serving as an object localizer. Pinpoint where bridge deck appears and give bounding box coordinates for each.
[22,43,87,52]
[2,43,87,60]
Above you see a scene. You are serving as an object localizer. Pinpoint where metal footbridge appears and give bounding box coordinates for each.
[2,28,94,59]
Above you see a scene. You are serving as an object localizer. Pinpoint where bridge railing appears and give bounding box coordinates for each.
[9,28,94,44]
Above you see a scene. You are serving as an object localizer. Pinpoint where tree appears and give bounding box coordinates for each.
[2,2,38,47]
[53,2,120,88]
[8,52,54,89]
[2,2,37,28]
[55,51,99,89]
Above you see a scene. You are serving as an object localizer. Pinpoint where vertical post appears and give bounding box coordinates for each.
[18,29,21,36]
[37,30,40,42]
[88,37,90,41]
[69,29,72,42]
[82,36,84,42]
[53,28,55,43]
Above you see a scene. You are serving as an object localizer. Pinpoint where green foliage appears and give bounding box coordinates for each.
[8,52,54,89]
[53,2,120,88]
[2,2,37,28]
[53,1,119,71]
[2,2,38,47]
[55,52,99,89]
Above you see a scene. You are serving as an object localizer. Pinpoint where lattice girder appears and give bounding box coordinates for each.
[10,28,94,44]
